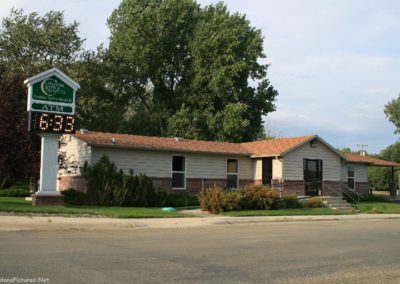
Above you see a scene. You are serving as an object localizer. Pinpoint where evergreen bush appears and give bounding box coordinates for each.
[61,189,88,205]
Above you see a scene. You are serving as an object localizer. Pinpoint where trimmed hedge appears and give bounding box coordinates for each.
[0,188,30,197]
[61,186,200,208]
[61,189,88,205]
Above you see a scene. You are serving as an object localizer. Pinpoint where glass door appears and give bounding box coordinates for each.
[303,159,322,196]
[262,158,273,185]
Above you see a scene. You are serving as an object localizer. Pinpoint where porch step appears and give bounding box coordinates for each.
[322,196,354,211]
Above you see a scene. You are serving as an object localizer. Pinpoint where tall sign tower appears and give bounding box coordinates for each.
[25,68,80,206]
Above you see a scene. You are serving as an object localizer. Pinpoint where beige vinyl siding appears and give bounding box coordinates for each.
[186,153,253,179]
[341,163,368,183]
[92,147,171,177]
[91,147,253,179]
[272,159,283,179]
[283,142,341,181]
[253,159,262,180]
[58,135,91,176]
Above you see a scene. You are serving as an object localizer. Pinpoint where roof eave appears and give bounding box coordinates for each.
[85,142,252,156]
[250,154,281,158]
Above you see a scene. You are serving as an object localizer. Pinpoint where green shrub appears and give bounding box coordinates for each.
[0,188,30,197]
[61,189,88,205]
[82,155,125,205]
[197,185,227,214]
[307,197,324,208]
[197,184,279,213]
[157,188,199,207]
[82,155,157,207]
[343,192,391,203]
[239,184,279,210]
[123,172,157,207]
[280,194,302,209]
[359,194,391,202]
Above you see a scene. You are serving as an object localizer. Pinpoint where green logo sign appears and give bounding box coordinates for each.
[32,103,73,113]
[32,76,73,104]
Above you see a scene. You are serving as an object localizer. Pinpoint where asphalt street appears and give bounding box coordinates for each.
[1,220,400,283]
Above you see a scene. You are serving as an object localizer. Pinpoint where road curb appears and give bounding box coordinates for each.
[0,214,400,231]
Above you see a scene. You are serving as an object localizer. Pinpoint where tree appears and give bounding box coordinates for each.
[0,9,85,186]
[0,65,40,188]
[69,46,128,132]
[384,94,400,134]
[367,143,400,190]
[0,8,84,79]
[107,0,277,142]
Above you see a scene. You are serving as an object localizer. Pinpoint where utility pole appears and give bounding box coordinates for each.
[357,144,368,156]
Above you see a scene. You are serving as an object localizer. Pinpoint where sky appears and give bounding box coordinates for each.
[1,0,400,154]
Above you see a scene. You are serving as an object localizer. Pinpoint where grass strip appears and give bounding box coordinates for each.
[356,202,400,214]
[0,197,194,218]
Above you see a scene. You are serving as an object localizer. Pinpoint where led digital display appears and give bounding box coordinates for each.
[29,111,75,134]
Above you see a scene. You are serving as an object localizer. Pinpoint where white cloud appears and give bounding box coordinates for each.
[1,0,399,153]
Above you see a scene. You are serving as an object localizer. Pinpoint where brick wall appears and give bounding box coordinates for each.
[355,182,369,195]
[270,179,305,196]
[151,177,172,192]
[58,175,259,194]
[323,181,344,197]
[58,176,87,193]
[239,179,255,188]
[32,194,64,206]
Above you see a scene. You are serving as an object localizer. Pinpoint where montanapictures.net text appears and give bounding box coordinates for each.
[0,277,49,283]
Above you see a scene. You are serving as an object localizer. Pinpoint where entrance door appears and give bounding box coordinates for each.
[262,158,273,185]
[303,159,322,196]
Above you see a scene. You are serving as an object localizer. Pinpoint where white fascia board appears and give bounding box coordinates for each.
[24,68,80,90]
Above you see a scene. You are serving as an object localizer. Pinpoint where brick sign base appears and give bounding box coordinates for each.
[31,194,64,207]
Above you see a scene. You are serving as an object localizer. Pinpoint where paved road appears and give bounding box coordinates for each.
[1,220,400,283]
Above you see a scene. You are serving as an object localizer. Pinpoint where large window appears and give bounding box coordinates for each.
[172,156,185,189]
[227,159,238,189]
[347,166,355,190]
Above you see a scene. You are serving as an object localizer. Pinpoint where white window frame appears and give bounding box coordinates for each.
[226,158,239,189]
[347,165,355,190]
[171,155,186,189]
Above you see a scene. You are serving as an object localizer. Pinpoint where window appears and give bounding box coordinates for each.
[227,159,238,189]
[347,166,355,190]
[172,156,185,189]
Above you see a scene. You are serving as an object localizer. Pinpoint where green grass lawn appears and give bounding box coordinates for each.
[0,197,194,218]
[220,207,350,217]
[357,202,400,214]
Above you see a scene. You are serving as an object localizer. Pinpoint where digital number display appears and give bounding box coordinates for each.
[29,111,75,134]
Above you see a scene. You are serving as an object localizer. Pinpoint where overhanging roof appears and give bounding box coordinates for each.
[344,153,400,167]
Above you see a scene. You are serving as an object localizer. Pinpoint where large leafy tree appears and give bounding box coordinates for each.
[368,143,400,190]
[0,8,84,78]
[107,0,277,142]
[384,94,400,134]
[69,46,128,132]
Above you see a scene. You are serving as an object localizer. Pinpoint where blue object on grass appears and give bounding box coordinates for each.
[161,207,177,212]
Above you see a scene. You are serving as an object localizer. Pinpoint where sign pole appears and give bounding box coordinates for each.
[25,68,80,206]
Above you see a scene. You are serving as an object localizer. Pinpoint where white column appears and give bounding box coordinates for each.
[37,133,61,195]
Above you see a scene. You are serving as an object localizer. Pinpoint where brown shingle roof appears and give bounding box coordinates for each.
[72,132,327,157]
[241,135,316,156]
[73,131,251,155]
[344,153,400,167]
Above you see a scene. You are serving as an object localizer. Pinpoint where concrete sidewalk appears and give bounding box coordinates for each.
[1,213,400,231]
